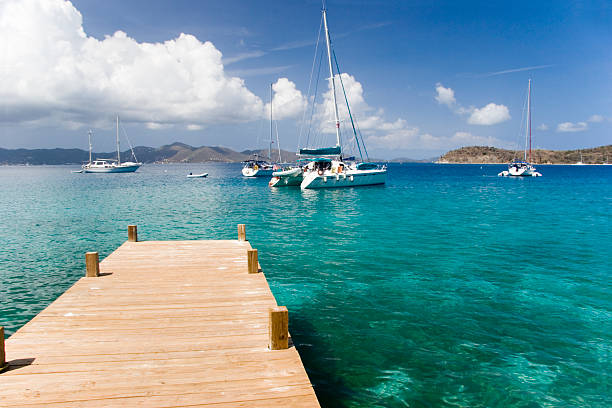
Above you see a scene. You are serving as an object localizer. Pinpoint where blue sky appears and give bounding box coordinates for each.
[0,0,610,159]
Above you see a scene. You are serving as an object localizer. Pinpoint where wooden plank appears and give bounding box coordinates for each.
[1,237,319,407]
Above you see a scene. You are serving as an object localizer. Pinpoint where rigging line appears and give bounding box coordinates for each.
[274,119,282,162]
[332,49,364,161]
[298,13,324,152]
[354,119,370,161]
[119,121,139,162]
[305,46,325,148]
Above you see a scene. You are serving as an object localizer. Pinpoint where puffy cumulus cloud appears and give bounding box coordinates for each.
[435,83,456,107]
[557,122,588,132]
[467,103,511,125]
[588,114,604,123]
[434,83,510,126]
[265,78,307,120]
[0,0,269,129]
[312,74,508,153]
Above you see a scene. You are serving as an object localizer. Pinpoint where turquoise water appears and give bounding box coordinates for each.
[1,163,610,407]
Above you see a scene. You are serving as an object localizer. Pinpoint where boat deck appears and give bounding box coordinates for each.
[0,232,319,407]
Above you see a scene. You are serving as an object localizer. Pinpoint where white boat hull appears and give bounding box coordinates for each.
[187,173,208,178]
[301,169,386,189]
[83,164,141,173]
[498,163,541,177]
[242,167,274,177]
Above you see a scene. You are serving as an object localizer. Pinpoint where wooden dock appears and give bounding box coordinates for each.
[0,225,320,407]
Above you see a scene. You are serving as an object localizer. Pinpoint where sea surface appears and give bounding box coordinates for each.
[0,163,610,407]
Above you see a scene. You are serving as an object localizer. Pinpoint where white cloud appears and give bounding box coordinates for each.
[467,103,511,125]
[537,123,549,131]
[0,0,270,129]
[265,78,307,120]
[367,129,510,151]
[435,83,456,106]
[557,122,588,132]
[434,84,510,126]
[588,114,604,123]
[309,74,509,153]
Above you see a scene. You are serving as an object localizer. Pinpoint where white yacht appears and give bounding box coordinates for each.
[243,84,282,177]
[499,79,542,177]
[82,117,141,173]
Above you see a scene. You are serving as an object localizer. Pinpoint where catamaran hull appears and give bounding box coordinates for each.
[498,167,542,177]
[301,169,386,189]
[83,164,140,173]
[242,168,274,177]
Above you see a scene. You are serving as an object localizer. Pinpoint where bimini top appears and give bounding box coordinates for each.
[299,146,341,156]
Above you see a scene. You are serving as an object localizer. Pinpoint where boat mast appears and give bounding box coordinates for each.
[116,115,121,165]
[269,83,273,162]
[87,129,93,165]
[272,83,282,162]
[322,8,341,148]
[526,79,531,163]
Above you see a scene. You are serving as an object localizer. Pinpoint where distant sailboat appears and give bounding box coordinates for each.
[242,84,281,177]
[499,79,542,177]
[82,116,141,173]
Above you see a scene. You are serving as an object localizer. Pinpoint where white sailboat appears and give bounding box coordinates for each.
[270,6,386,189]
[82,116,141,173]
[499,79,542,177]
[242,84,281,178]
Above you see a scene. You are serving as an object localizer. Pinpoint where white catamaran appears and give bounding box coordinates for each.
[82,116,141,173]
[269,6,386,189]
[499,79,542,177]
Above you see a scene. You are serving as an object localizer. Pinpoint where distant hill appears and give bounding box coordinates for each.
[437,145,612,164]
[0,142,298,165]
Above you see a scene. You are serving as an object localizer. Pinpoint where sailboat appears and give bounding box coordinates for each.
[242,85,281,177]
[270,5,386,189]
[574,151,585,165]
[499,79,542,177]
[82,116,141,173]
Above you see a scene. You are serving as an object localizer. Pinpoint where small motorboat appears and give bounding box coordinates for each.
[187,173,208,178]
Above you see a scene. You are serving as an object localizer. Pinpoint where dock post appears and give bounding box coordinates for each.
[269,306,289,350]
[85,252,99,277]
[237,224,246,241]
[247,249,258,274]
[1,326,8,372]
[128,225,138,242]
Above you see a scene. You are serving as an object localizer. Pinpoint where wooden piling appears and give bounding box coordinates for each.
[237,224,246,241]
[0,326,7,372]
[128,225,138,242]
[247,249,258,274]
[85,252,99,277]
[269,306,289,350]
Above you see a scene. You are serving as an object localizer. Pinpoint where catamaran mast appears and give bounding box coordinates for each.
[322,8,341,148]
[526,79,531,163]
[87,129,93,165]
[269,83,273,161]
[116,115,121,165]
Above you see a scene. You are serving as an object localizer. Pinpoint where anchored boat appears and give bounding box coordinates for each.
[270,6,386,189]
[82,116,141,173]
[499,79,542,177]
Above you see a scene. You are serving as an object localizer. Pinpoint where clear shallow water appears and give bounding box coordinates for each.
[0,163,610,407]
